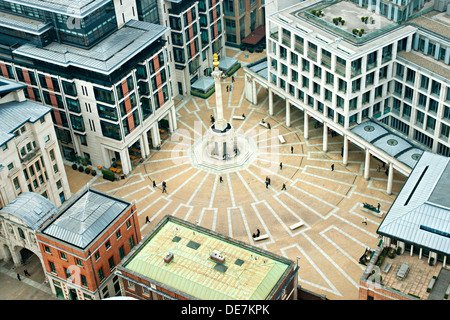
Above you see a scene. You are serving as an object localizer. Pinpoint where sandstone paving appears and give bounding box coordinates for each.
[61,50,407,300]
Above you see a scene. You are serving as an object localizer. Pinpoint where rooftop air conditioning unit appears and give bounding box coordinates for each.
[164,252,174,264]
[210,250,225,264]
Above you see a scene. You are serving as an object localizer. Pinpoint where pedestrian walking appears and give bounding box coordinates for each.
[24,269,30,277]
[230,84,232,91]
[362,217,368,225]
[256,229,260,237]
[265,180,269,188]
[280,162,283,170]
[281,183,286,191]
[267,122,271,129]
[145,216,150,223]
[377,203,381,211]
[226,85,229,92]
[17,273,21,281]
[291,146,294,154]
[268,177,271,185]
[232,75,235,82]
[219,176,223,183]
[331,164,335,171]
[242,113,245,119]
[162,181,167,193]
[153,180,156,188]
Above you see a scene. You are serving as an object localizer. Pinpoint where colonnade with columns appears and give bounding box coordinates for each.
[100,105,178,176]
[245,75,402,195]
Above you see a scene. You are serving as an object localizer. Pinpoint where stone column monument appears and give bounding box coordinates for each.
[190,54,258,174]
[207,53,237,160]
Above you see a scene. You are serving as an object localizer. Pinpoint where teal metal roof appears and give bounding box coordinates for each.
[123,218,293,300]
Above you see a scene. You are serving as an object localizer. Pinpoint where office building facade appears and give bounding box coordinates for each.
[0,0,177,175]
[245,0,450,179]
[223,0,265,46]
[0,78,70,208]
[160,0,225,95]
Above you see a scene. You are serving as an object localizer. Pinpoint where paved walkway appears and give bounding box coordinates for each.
[68,48,406,300]
[0,256,59,300]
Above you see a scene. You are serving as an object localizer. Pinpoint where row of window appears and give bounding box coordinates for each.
[43,219,135,288]
[271,25,407,80]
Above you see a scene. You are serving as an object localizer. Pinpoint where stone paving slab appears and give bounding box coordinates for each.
[63,49,407,300]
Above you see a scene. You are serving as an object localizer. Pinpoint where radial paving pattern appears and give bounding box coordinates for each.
[85,49,408,300]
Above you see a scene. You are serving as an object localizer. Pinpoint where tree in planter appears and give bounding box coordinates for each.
[72,163,78,170]
[341,19,345,25]
[78,166,84,173]
[352,28,359,35]
[387,247,396,258]
[91,170,97,176]
[84,167,91,174]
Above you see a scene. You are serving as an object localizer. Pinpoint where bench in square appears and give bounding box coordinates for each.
[289,222,304,230]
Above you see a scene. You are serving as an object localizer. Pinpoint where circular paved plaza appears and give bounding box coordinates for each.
[72,49,407,300]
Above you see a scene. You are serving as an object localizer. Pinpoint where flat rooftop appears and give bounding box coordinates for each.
[13,20,168,75]
[397,50,450,82]
[3,0,111,16]
[121,216,295,300]
[409,9,450,39]
[369,248,446,300]
[297,1,394,37]
[273,0,417,56]
[41,189,130,249]
[0,11,52,34]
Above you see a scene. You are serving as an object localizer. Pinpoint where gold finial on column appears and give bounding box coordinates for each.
[213,53,219,70]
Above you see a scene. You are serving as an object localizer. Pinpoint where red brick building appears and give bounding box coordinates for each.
[36,187,141,300]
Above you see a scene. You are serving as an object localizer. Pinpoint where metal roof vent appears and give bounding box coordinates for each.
[164,252,174,264]
[210,250,225,264]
